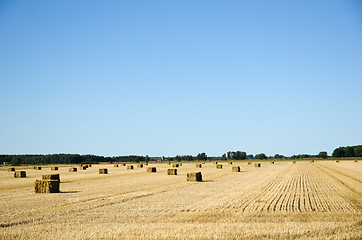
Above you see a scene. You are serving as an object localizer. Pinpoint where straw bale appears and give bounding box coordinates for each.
[248,162,252,165]
[354,160,358,162]
[186,172,202,182]
[114,164,119,167]
[14,171,26,178]
[147,167,157,173]
[196,164,202,168]
[232,166,240,172]
[172,163,179,168]
[214,162,218,164]
[216,164,222,169]
[310,160,314,163]
[99,168,108,174]
[69,167,77,172]
[167,169,177,175]
[34,180,59,193]
[42,174,60,181]
[121,163,126,166]
[254,163,261,167]
[35,166,42,170]
[270,161,274,164]
[8,168,15,172]
[127,165,134,170]
[51,167,58,170]
[138,164,144,168]
[293,161,296,163]
[229,162,233,165]
[79,166,87,170]
[336,160,339,163]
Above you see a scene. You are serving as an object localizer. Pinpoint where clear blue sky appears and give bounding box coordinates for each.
[1,0,361,157]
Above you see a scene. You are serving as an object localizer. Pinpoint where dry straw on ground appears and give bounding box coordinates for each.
[146,167,156,173]
[186,172,202,182]
[99,169,108,174]
[34,180,59,193]
[232,166,240,172]
[216,164,222,169]
[167,169,177,175]
[14,171,26,178]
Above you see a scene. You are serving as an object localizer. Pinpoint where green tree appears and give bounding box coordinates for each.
[145,155,150,163]
[196,153,207,160]
[256,153,267,160]
[221,154,227,160]
[318,151,328,159]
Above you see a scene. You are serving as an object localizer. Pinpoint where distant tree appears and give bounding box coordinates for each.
[221,154,227,160]
[274,154,284,159]
[145,155,150,163]
[256,153,267,160]
[196,153,207,161]
[175,155,181,161]
[11,156,22,165]
[318,151,328,159]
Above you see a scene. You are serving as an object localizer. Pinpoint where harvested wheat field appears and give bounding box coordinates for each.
[0,161,361,239]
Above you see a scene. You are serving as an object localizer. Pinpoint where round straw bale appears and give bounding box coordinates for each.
[167,169,177,175]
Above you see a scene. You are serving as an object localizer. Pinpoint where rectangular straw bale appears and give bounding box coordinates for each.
[69,167,77,172]
[172,163,179,168]
[99,168,108,174]
[254,163,261,167]
[127,165,134,170]
[292,161,296,163]
[42,174,60,181]
[186,172,202,182]
[248,162,252,165]
[202,162,205,164]
[196,164,202,168]
[35,166,42,170]
[147,167,157,173]
[34,180,59,193]
[232,166,240,172]
[167,169,177,175]
[336,160,339,163]
[229,162,233,165]
[121,163,126,166]
[79,166,87,170]
[144,163,148,165]
[14,171,26,178]
[270,161,274,164]
[214,162,218,164]
[51,167,58,170]
[138,164,144,168]
[8,167,15,172]
[216,164,222,169]
[114,164,119,167]
[354,160,358,162]
[310,160,314,163]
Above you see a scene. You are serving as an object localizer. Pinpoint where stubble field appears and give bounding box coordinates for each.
[0,161,361,239]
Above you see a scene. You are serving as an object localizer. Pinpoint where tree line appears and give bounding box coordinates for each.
[332,145,362,157]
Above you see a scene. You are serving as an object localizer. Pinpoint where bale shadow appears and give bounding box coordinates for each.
[201,180,214,182]
[60,190,80,193]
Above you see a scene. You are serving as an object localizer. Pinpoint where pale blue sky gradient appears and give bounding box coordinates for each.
[1,0,362,157]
